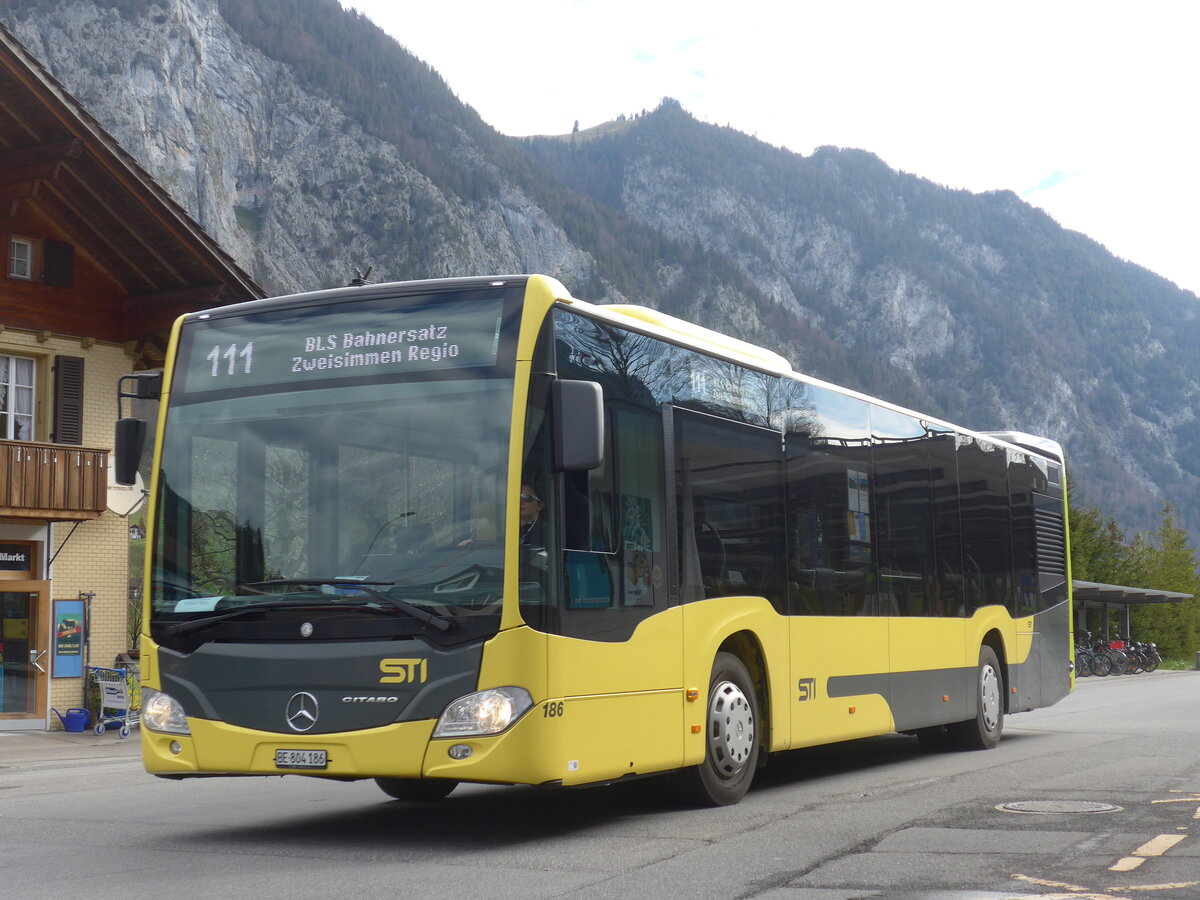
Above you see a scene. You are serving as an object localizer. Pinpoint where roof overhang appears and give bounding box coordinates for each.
[1072,580,1192,606]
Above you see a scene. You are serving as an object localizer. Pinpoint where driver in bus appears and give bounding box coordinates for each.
[519,483,545,549]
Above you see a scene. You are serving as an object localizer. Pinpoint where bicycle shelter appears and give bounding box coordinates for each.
[1073,580,1192,639]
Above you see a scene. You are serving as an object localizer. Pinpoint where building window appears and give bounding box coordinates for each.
[1,354,36,440]
[9,237,33,280]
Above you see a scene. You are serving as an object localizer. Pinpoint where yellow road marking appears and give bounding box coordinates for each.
[1010,874,1117,898]
[1151,793,1200,804]
[1013,872,1200,897]
[1011,873,1094,891]
[1109,834,1187,873]
[1111,856,1146,872]
[1132,834,1186,857]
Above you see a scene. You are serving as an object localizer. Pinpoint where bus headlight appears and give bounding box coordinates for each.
[432,687,532,737]
[142,688,191,735]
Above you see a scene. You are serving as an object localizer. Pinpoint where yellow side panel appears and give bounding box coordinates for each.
[552,690,683,784]
[1011,613,1035,665]
[546,608,683,696]
[889,617,968,671]
[140,637,161,690]
[790,616,892,747]
[477,625,549,701]
[424,689,683,786]
[546,608,684,779]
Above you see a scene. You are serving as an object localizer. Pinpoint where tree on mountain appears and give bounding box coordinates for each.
[1132,502,1200,657]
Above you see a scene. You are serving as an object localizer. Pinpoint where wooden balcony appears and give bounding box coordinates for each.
[0,440,109,521]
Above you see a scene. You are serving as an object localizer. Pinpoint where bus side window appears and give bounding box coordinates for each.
[675,408,785,609]
[784,385,873,616]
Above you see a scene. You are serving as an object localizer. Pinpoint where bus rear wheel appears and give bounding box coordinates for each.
[374,777,458,801]
[949,645,1003,750]
[678,652,759,806]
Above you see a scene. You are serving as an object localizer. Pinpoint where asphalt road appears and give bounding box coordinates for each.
[1,670,1198,900]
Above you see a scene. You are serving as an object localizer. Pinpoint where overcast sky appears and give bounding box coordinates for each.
[343,0,1198,297]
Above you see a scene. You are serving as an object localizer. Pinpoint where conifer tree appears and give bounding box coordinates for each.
[1132,503,1200,657]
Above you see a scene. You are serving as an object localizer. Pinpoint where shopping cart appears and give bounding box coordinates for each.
[86,665,139,737]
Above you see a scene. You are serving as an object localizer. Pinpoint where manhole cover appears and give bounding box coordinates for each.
[996,800,1122,815]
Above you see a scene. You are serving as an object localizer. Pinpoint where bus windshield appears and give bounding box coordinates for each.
[149,287,518,640]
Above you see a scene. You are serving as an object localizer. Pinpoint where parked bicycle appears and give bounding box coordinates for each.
[1075,630,1160,677]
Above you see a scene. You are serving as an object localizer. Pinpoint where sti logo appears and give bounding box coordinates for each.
[797,677,817,702]
[379,658,428,684]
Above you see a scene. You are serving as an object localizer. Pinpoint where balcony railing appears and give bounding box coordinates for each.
[0,440,109,520]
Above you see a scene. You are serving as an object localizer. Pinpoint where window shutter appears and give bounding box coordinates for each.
[43,240,74,287]
[53,355,85,444]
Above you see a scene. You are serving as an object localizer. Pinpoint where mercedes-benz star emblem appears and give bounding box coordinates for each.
[300,622,314,638]
[286,692,319,732]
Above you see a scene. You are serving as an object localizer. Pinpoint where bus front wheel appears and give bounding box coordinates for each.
[949,645,1003,750]
[374,777,458,801]
[678,651,759,806]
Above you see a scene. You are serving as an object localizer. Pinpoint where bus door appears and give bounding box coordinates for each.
[673,407,789,743]
[546,401,683,781]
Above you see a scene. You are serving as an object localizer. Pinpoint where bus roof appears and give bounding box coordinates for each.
[182,274,1063,465]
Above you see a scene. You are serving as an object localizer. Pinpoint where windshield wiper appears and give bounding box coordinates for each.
[161,599,326,638]
[246,579,454,632]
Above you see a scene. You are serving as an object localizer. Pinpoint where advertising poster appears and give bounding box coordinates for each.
[53,599,85,678]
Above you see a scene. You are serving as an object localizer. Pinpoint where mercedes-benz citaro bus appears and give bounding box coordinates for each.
[115,274,1073,806]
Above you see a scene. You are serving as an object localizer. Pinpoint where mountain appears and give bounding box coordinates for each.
[4,0,1198,545]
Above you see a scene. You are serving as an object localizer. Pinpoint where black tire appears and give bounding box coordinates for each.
[677,652,759,806]
[1108,650,1128,675]
[1092,651,1112,676]
[374,777,458,801]
[949,645,1003,750]
[1077,653,1093,677]
[1145,653,1160,673]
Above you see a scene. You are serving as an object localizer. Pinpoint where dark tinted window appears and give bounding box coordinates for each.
[929,428,963,616]
[872,407,934,616]
[1009,450,1039,617]
[958,435,1012,612]
[676,408,785,609]
[784,383,874,615]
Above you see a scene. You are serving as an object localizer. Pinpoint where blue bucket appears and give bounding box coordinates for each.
[51,708,91,733]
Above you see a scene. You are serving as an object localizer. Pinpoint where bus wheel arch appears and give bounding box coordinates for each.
[981,630,1009,712]
[679,641,764,806]
[718,630,770,750]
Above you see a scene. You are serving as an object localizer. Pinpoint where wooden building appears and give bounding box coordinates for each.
[0,22,261,730]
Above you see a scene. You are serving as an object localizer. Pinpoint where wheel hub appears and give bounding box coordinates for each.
[980,663,1000,731]
[708,680,755,777]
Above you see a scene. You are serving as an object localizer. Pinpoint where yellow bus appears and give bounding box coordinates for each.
[116,274,1073,806]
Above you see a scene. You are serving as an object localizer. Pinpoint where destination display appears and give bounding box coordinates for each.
[179,293,506,395]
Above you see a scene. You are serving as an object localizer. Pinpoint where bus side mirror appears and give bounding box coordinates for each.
[114,371,162,486]
[553,380,603,470]
[114,417,147,486]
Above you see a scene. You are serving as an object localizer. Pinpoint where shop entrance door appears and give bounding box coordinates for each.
[0,582,49,729]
